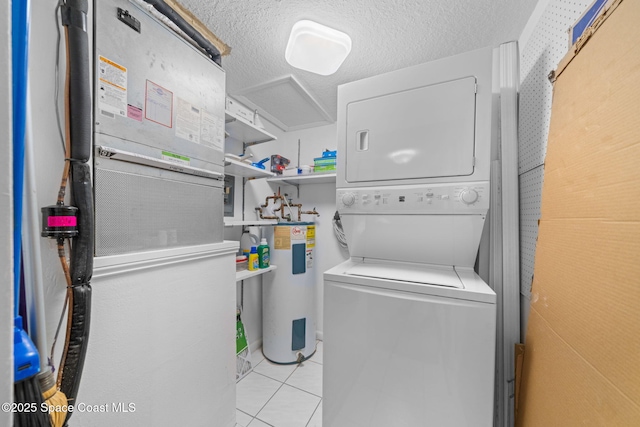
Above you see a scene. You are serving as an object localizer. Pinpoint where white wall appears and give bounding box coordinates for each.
[1,0,13,424]
[225,121,349,350]
[517,0,594,339]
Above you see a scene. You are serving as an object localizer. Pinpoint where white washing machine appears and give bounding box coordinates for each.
[323,43,517,426]
[324,259,496,427]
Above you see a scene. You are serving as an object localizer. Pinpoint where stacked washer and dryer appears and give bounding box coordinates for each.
[323,43,518,426]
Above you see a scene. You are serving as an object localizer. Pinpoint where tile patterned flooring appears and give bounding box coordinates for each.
[236,341,323,427]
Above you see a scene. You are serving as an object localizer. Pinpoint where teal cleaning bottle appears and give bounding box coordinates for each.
[257,238,270,269]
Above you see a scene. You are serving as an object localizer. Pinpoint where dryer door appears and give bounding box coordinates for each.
[345,76,476,183]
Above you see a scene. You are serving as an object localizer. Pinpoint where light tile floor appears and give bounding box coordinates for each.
[236,341,323,427]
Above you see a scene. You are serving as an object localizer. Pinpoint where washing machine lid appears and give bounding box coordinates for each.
[345,262,463,289]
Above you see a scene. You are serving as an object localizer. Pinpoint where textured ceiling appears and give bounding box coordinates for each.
[181,0,538,126]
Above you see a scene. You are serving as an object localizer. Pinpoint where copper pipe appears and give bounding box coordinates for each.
[256,192,284,220]
[287,203,303,221]
[300,208,320,221]
[260,193,281,209]
[274,204,291,221]
[255,207,278,220]
[255,189,319,222]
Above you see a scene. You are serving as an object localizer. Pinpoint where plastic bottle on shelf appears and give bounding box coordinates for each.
[240,231,259,257]
[257,238,270,269]
[248,246,259,271]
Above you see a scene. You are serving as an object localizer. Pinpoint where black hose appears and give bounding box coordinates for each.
[69,162,93,285]
[59,284,91,412]
[59,1,93,423]
[142,0,222,65]
[60,132,93,427]
[61,0,91,162]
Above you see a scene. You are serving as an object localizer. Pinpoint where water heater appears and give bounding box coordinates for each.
[262,222,316,364]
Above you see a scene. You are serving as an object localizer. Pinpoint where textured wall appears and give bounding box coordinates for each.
[518,0,595,338]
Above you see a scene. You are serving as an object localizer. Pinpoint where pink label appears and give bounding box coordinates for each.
[48,216,77,227]
[128,104,143,122]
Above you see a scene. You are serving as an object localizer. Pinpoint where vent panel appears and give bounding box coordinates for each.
[95,167,222,256]
[234,76,332,131]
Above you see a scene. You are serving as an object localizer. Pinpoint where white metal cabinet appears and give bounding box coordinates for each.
[74,242,238,427]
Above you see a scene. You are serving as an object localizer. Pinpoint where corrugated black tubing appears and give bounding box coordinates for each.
[61,0,91,162]
[59,162,93,422]
[60,1,93,424]
[69,162,93,286]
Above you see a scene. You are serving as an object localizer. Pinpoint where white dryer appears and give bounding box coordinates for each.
[323,43,517,426]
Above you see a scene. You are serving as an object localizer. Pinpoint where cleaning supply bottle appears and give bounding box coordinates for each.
[257,238,270,269]
[240,231,259,257]
[248,246,259,271]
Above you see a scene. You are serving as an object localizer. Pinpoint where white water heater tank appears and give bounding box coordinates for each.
[262,222,316,364]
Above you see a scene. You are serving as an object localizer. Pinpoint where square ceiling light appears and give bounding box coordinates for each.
[285,20,352,76]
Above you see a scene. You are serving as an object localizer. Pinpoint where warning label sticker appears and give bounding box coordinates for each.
[97,56,127,118]
[306,249,314,269]
[175,98,201,143]
[306,225,315,248]
[274,226,291,250]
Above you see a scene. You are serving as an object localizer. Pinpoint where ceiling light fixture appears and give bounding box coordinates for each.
[285,20,352,76]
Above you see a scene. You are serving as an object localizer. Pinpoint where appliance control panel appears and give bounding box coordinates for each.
[337,182,489,214]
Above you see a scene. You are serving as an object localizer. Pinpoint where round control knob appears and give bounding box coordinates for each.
[460,189,479,205]
[341,192,356,207]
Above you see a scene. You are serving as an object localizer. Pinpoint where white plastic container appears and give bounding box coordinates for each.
[235,255,248,272]
[298,165,313,175]
[240,231,259,257]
